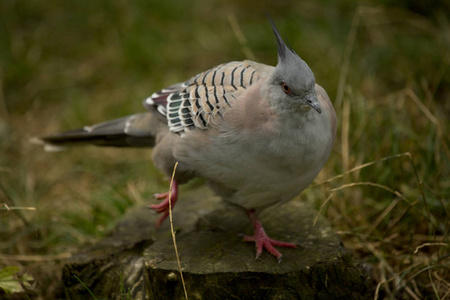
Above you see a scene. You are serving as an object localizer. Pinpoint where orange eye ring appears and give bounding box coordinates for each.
[281,82,293,95]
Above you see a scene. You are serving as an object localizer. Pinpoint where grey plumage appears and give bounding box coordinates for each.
[38,18,337,261]
[268,16,320,114]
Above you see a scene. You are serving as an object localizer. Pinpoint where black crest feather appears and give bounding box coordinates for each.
[265,14,295,61]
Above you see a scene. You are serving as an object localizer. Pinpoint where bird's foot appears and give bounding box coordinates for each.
[148,180,179,227]
[242,209,296,262]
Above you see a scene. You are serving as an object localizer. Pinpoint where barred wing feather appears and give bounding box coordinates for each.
[144,61,259,133]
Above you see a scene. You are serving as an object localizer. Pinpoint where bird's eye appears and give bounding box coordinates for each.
[281,82,293,95]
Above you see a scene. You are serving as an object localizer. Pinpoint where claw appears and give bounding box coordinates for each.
[148,181,179,227]
[153,191,170,200]
[243,209,296,261]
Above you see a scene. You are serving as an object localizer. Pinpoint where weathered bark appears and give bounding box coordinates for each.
[62,185,375,299]
[62,185,222,299]
[144,201,374,300]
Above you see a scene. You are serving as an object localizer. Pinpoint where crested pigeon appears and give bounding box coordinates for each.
[39,18,337,261]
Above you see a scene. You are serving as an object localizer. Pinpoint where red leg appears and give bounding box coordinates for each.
[242,209,296,262]
[148,180,179,227]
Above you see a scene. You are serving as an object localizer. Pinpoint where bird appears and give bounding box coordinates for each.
[38,17,337,262]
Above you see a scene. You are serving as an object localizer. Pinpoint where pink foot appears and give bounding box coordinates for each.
[148,180,178,227]
[242,209,296,262]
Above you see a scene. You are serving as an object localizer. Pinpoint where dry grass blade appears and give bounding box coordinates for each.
[414,242,449,254]
[319,152,412,185]
[363,198,399,238]
[374,275,384,300]
[406,88,450,163]
[335,6,361,108]
[0,72,9,121]
[369,239,397,300]
[126,182,145,204]
[374,276,394,300]
[423,182,450,221]
[405,286,422,300]
[331,182,414,205]
[429,269,441,299]
[408,264,448,289]
[336,6,361,172]
[443,290,450,300]
[0,203,37,211]
[329,181,443,231]
[341,92,351,171]
[228,14,255,61]
[313,191,335,226]
[0,183,32,227]
[317,152,443,232]
[0,253,71,261]
[168,162,188,300]
[433,271,450,296]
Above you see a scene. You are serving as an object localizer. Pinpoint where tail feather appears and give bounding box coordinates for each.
[39,113,158,149]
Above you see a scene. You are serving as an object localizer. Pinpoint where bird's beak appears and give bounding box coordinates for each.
[304,94,321,114]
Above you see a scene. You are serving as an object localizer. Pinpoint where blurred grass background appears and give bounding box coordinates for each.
[0,0,449,298]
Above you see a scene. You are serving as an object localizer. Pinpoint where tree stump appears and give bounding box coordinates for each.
[62,185,375,299]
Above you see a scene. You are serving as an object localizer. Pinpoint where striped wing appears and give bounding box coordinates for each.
[144,61,259,133]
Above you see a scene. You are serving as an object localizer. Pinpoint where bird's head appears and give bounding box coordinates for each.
[268,17,321,114]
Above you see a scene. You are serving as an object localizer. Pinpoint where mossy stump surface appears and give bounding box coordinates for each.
[62,186,374,299]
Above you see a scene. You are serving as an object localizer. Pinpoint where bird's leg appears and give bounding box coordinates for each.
[148,180,179,227]
[242,209,296,262]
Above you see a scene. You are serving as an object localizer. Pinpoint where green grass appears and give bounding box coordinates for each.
[1,0,449,298]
